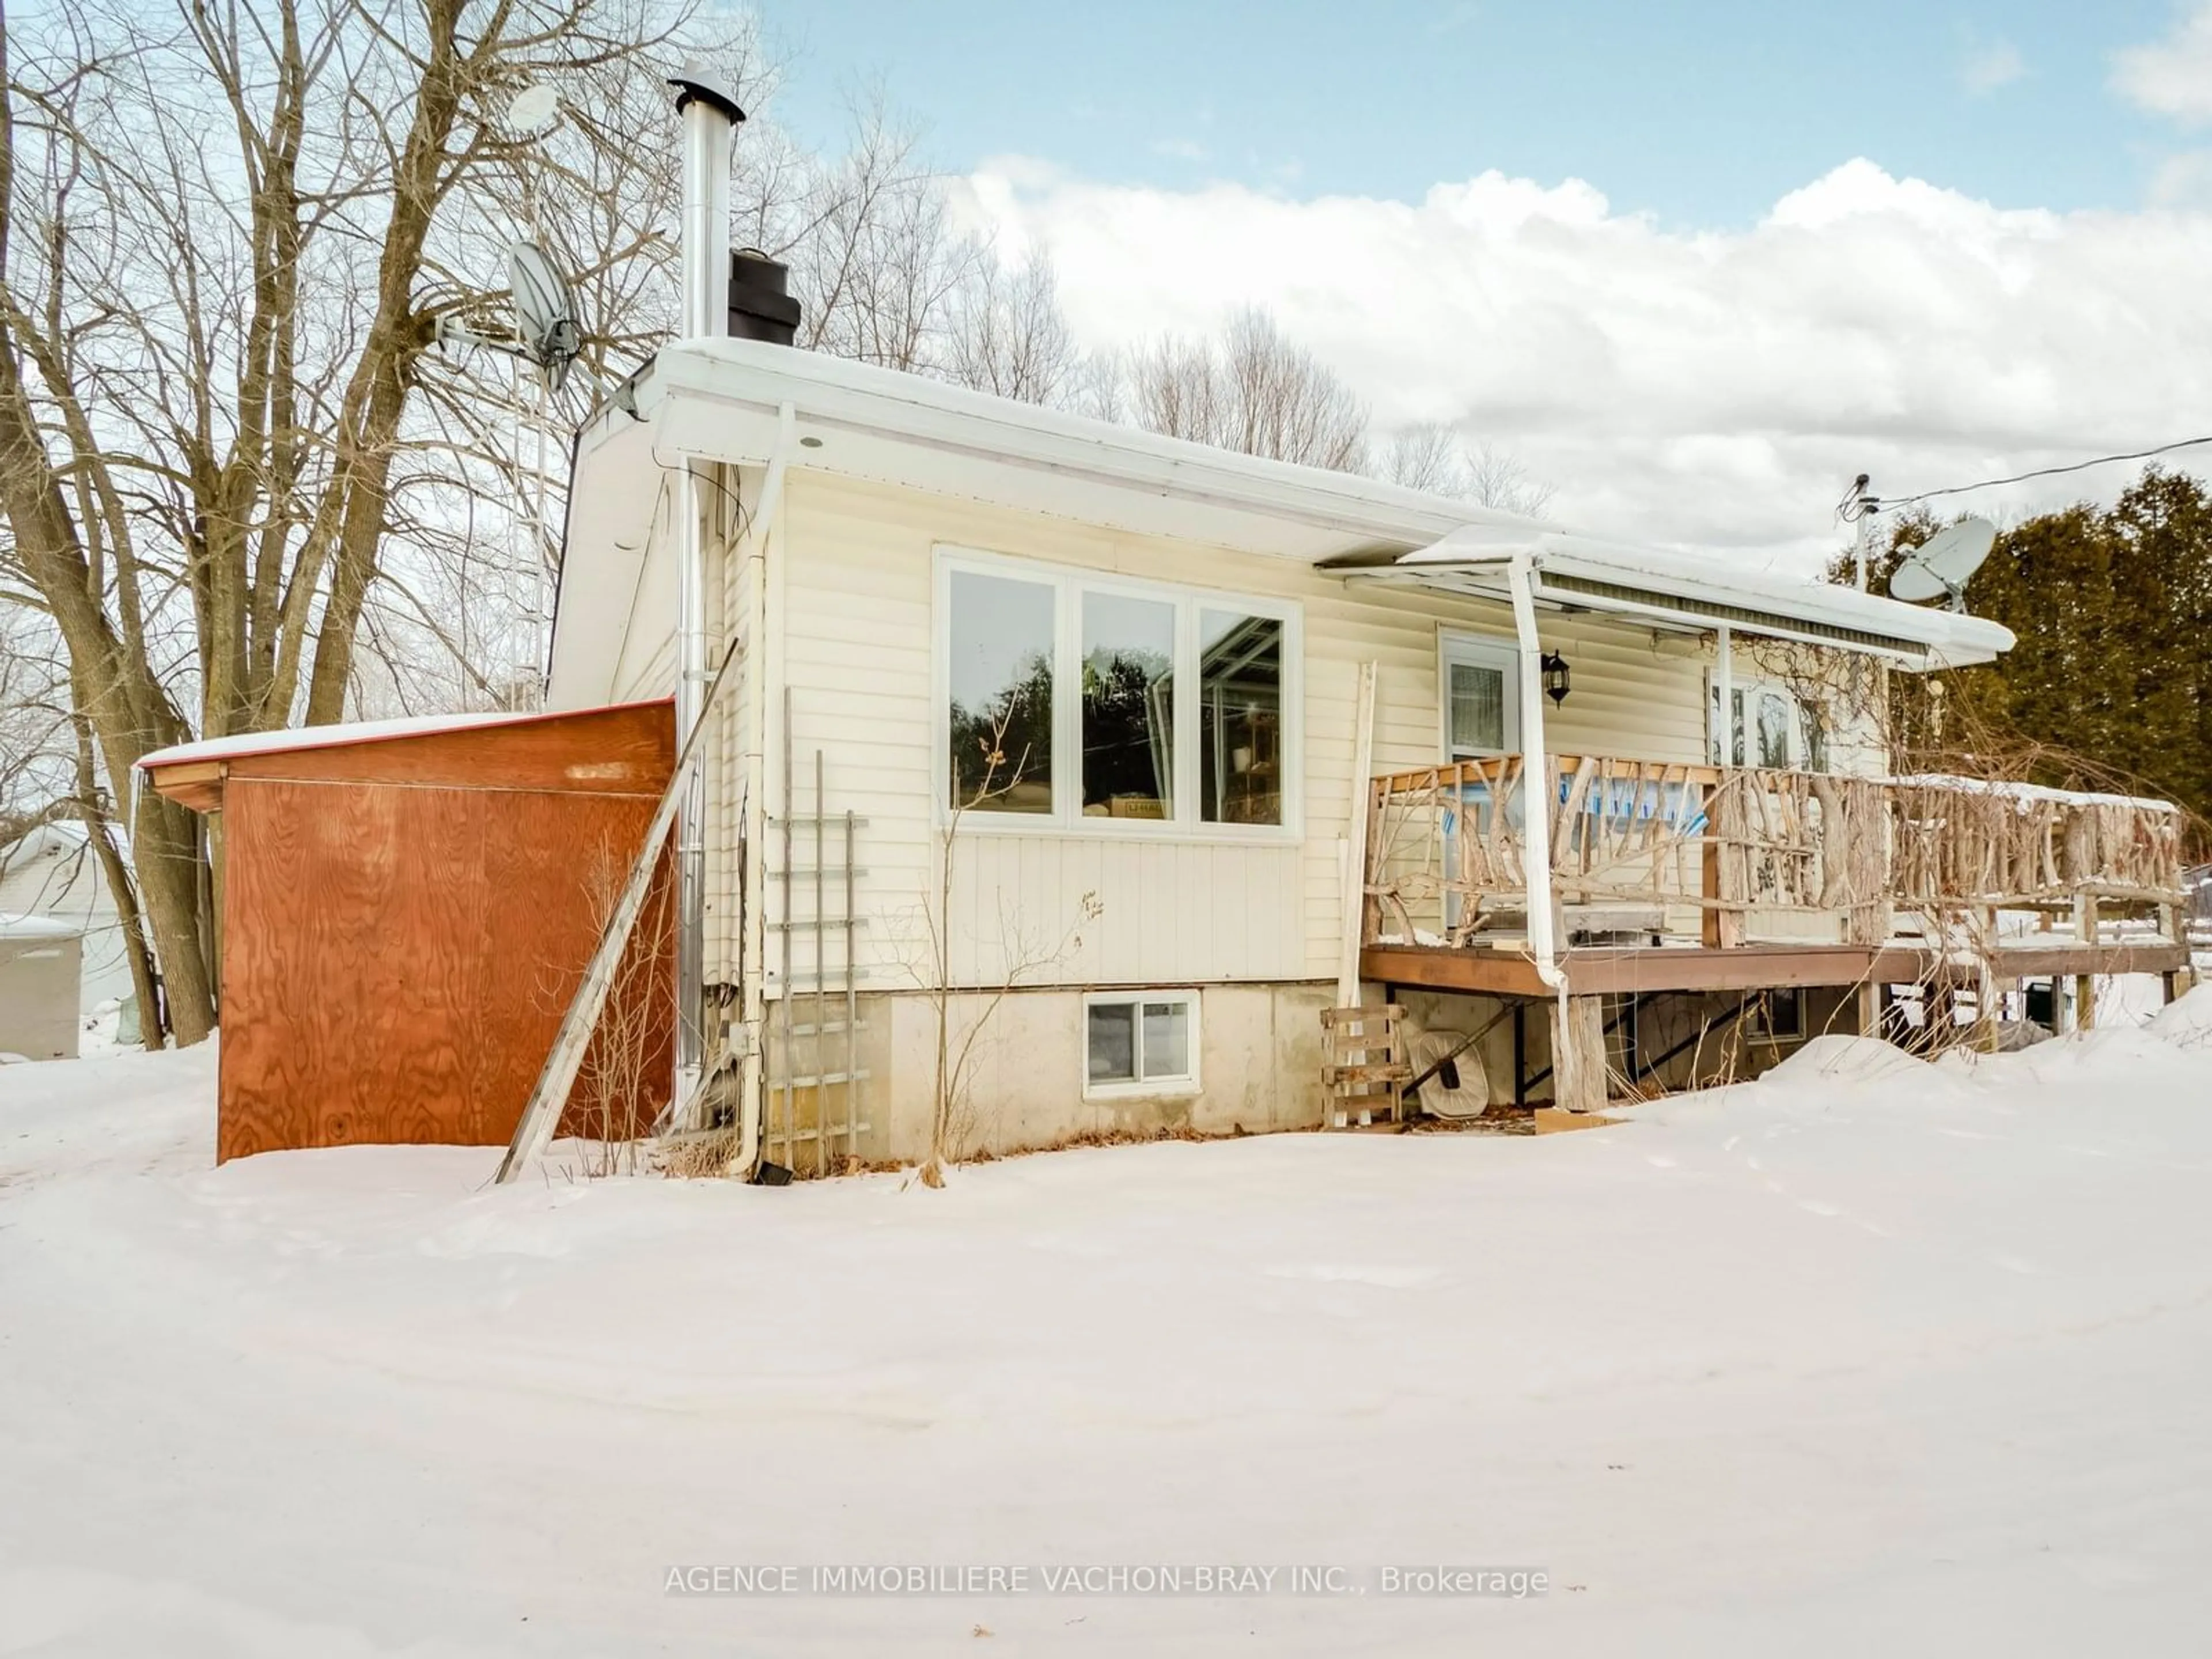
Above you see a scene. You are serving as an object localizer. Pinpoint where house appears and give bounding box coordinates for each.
[127,78,2188,1172]
[137,702,675,1161]
[542,324,2190,1173]
[0,911,83,1060]
[0,820,139,1025]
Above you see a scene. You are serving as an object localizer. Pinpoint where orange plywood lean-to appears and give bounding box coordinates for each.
[142,700,676,1162]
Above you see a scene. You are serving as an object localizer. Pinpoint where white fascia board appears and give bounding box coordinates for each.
[606,342,2013,668]
[631,339,1543,550]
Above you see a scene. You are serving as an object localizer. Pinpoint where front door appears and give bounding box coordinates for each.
[1438,635,1522,937]
[1441,634,1520,760]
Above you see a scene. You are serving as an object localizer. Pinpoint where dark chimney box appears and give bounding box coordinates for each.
[729,249,801,346]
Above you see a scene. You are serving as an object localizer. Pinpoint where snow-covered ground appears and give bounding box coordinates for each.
[7,1001,2212,1656]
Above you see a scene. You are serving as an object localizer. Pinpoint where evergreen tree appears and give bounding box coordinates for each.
[1837,467,2212,827]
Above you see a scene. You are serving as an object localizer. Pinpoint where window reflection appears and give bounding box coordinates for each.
[948,570,1055,813]
[1199,611,1283,825]
[1082,592,1175,819]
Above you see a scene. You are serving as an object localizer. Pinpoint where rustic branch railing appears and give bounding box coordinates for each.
[1365,756,2184,953]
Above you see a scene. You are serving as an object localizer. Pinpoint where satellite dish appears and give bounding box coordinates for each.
[507,242,582,392]
[435,240,584,393]
[1889,516,1996,611]
[506,84,560,138]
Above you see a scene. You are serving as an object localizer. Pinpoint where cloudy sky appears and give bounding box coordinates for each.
[775,2,2212,569]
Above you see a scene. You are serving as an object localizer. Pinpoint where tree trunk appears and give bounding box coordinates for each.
[71,717,166,1048]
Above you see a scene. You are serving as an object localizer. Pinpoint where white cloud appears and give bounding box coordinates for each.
[1960,38,2026,95]
[952,158,2212,570]
[2151,149,2212,205]
[2113,5,2212,124]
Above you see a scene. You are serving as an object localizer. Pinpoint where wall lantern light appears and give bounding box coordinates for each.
[1541,651,1571,706]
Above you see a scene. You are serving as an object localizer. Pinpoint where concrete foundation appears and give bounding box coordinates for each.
[752,975,1873,1171]
[760,981,1336,1167]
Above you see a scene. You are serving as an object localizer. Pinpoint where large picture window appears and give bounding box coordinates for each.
[938,551,1300,834]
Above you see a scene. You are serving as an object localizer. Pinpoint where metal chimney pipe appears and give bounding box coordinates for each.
[669,67,743,341]
[666,65,744,1126]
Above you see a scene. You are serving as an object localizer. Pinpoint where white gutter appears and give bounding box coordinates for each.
[639,339,1528,544]
[1504,555,1568,997]
[735,401,797,1176]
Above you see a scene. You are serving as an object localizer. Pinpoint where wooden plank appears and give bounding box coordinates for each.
[1359,945,1553,999]
[1550,995,1608,1113]
[498,652,738,1181]
[1364,941,1938,999]
[1337,660,1380,1005]
[142,759,228,812]
[1319,1002,1404,1027]
[1980,942,2191,978]
[1563,945,1887,996]
[229,700,675,798]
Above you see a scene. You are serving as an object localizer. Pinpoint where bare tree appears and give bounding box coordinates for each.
[945,249,1077,406]
[772,97,985,373]
[0,611,67,849]
[1375,421,1558,517]
[912,698,1099,1187]
[1126,307,1368,471]
[0,612,163,1043]
[0,0,763,1042]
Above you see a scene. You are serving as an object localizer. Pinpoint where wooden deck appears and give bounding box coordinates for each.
[1363,937,2194,1000]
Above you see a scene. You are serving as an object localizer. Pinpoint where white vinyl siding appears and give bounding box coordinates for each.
[759,474,1722,993]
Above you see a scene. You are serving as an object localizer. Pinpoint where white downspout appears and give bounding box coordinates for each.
[1505,555,1567,996]
[735,402,798,1175]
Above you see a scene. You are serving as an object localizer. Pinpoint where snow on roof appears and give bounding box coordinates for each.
[134,700,665,774]
[1,911,83,941]
[1386,524,2016,666]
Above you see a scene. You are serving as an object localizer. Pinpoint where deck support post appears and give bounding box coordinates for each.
[1512,1002,1527,1105]
[1550,994,1609,1113]
[1857,980,1881,1040]
[2073,893,2100,1033]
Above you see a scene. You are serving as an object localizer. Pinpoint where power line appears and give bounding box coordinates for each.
[1889,434,2212,507]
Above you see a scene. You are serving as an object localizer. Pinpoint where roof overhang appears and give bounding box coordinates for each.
[551,339,2016,696]
[136,700,671,813]
[1324,524,2015,670]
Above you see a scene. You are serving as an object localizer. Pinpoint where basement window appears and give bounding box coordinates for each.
[1750,987,1806,1041]
[1084,991,1200,1095]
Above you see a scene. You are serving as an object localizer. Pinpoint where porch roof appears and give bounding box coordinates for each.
[1320,524,2014,669]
